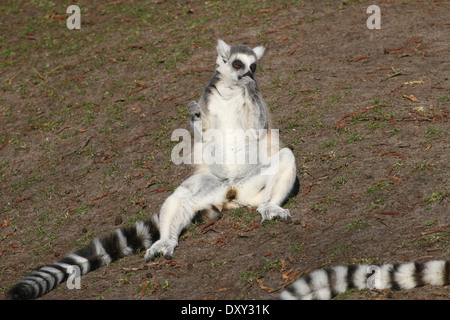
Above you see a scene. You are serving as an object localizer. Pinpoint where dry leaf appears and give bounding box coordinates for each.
[134,80,146,87]
[403,94,420,102]
[257,279,273,293]
[403,80,424,85]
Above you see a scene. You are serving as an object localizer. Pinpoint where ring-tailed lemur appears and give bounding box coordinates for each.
[7,40,448,300]
[7,39,298,300]
[142,39,298,262]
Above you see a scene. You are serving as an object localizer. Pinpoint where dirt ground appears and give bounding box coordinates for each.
[0,0,448,301]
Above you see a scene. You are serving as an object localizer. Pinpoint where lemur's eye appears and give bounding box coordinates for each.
[250,63,256,73]
[232,60,243,70]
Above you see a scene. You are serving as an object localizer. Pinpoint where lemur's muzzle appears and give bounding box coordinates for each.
[238,71,254,80]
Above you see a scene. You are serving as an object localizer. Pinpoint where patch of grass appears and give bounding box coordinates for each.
[437,94,450,104]
[229,208,260,230]
[304,17,317,24]
[300,88,320,96]
[262,218,279,229]
[425,190,445,204]
[370,198,386,211]
[211,259,236,268]
[346,133,364,144]
[321,140,337,148]
[346,256,380,266]
[412,162,432,171]
[325,94,341,107]
[239,259,282,286]
[389,127,400,136]
[322,243,351,267]
[332,288,364,300]
[344,218,370,231]
[309,197,337,213]
[290,246,303,255]
[366,181,394,194]
[309,203,327,213]
[399,232,450,251]
[341,101,396,132]
[333,161,349,172]
[423,219,436,226]
[9,175,44,192]
[75,202,95,215]
[425,126,442,138]
[333,176,347,190]
[367,119,387,132]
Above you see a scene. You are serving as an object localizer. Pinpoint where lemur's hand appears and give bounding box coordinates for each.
[187,101,201,118]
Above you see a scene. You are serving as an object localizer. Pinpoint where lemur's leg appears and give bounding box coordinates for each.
[144,174,225,261]
[236,147,297,221]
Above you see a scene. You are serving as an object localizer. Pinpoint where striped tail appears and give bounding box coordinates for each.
[279,260,450,300]
[7,217,160,300]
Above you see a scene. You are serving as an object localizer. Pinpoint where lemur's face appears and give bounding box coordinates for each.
[216,40,265,86]
[229,53,258,83]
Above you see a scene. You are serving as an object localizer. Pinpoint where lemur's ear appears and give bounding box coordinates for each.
[253,46,265,60]
[217,39,231,62]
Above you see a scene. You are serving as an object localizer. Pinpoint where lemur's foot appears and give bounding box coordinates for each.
[144,239,177,261]
[257,203,291,222]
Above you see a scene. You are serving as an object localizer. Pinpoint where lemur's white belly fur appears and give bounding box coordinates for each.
[201,89,262,180]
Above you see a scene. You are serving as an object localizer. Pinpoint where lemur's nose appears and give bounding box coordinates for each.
[239,71,254,80]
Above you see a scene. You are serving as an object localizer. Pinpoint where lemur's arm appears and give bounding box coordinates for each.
[187,100,202,119]
[187,100,205,142]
